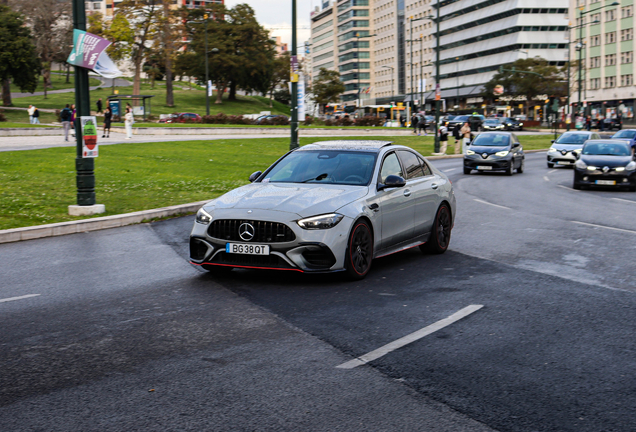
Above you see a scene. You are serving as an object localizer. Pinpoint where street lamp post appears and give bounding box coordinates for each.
[291,0,298,149]
[577,2,619,117]
[408,17,425,115]
[422,11,442,153]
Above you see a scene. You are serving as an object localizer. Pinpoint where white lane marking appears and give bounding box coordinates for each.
[548,169,558,174]
[0,294,41,303]
[557,185,579,192]
[378,293,397,296]
[543,176,550,182]
[473,199,511,210]
[443,168,457,172]
[612,197,636,204]
[572,221,636,235]
[336,305,484,369]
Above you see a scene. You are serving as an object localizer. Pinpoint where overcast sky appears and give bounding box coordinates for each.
[224,0,316,51]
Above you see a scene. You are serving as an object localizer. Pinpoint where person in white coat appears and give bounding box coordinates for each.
[124,107,134,139]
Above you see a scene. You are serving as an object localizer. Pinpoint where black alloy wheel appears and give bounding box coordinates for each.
[421,204,452,254]
[346,221,373,280]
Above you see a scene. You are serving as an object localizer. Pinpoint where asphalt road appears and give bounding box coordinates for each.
[1,150,636,431]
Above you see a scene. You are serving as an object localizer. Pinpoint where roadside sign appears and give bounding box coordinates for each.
[81,116,98,158]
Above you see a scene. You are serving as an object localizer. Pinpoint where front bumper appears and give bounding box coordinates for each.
[189,209,352,272]
[464,154,513,172]
[547,150,577,165]
[574,169,636,188]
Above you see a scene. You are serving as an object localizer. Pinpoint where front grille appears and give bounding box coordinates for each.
[302,248,336,269]
[210,252,294,269]
[208,219,296,243]
[190,238,209,261]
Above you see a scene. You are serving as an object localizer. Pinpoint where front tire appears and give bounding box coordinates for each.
[547,162,554,168]
[421,204,452,254]
[573,181,581,190]
[507,161,515,176]
[463,167,471,174]
[517,159,524,173]
[345,221,373,280]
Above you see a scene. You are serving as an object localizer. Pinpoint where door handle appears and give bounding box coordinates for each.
[368,203,379,212]
[431,183,439,189]
[403,189,411,197]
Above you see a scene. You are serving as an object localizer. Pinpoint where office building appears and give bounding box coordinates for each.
[571,0,635,123]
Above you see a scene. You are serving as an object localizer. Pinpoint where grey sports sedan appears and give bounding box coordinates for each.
[189,140,456,279]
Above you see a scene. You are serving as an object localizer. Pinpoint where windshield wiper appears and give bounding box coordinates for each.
[300,173,329,183]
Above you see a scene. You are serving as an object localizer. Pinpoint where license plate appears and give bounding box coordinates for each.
[226,243,270,255]
[476,166,492,170]
[595,180,616,185]
[557,161,571,165]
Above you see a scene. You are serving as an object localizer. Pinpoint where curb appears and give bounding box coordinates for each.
[0,200,209,245]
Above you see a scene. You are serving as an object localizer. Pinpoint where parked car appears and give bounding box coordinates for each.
[573,139,636,190]
[447,114,484,132]
[255,115,290,125]
[159,113,202,123]
[603,117,622,130]
[547,131,601,168]
[189,140,456,279]
[463,132,525,175]
[501,117,523,131]
[482,118,505,131]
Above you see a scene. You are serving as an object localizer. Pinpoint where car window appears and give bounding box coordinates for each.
[380,152,403,183]
[397,151,424,180]
[583,143,631,156]
[471,133,510,146]
[613,130,636,139]
[555,133,590,144]
[418,157,433,176]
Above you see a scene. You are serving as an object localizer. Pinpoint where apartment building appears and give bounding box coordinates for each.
[571,0,635,122]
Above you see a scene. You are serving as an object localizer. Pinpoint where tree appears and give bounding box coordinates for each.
[10,0,72,99]
[110,0,162,97]
[0,4,40,106]
[312,68,345,113]
[481,57,566,116]
[160,0,177,107]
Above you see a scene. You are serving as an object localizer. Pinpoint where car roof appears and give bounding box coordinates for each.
[477,131,513,135]
[562,131,595,135]
[299,140,393,152]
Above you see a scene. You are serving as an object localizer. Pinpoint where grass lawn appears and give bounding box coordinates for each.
[11,82,291,118]
[32,74,101,92]
[0,135,551,230]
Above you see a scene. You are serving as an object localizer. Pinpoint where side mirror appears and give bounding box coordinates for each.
[378,175,406,190]
[513,142,520,148]
[572,151,580,159]
[551,140,555,144]
[249,171,262,182]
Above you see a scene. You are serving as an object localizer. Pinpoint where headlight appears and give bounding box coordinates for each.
[574,160,587,169]
[519,123,523,126]
[495,150,509,157]
[466,149,475,155]
[297,213,344,230]
[626,161,636,170]
[195,208,212,224]
[587,166,598,171]
[574,148,583,154]
[615,167,626,172]
[548,147,558,153]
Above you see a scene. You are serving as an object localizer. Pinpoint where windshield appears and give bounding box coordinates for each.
[263,150,377,186]
[484,119,501,125]
[583,142,631,156]
[613,130,636,139]
[471,134,510,147]
[555,133,591,144]
[454,115,469,122]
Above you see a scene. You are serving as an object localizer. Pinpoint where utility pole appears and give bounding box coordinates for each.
[290,0,299,150]
[71,0,95,208]
[204,14,209,116]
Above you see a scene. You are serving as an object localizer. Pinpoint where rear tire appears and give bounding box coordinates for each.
[345,221,373,280]
[421,204,452,254]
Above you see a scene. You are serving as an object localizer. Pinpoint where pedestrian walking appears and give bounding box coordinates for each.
[411,113,419,135]
[60,104,72,141]
[418,114,427,135]
[453,124,462,154]
[460,122,471,153]
[27,105,35,124]
[436,122,449,155]
[124,107,134,139]
[96,98,103,114]
[585,115,591,131]
[32,106,40,124]
[598,114,605,132]
[103,106,112,138]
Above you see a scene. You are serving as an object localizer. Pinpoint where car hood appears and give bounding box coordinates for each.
[552,143,586,150]
[469,145,509,155]
[580,155,633,167]
[204,183,369,218]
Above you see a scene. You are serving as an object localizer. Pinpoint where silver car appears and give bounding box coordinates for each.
[189,140,456,279]
[547,131,600,168]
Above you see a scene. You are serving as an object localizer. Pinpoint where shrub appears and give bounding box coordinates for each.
[354,116,385,127]
[259,115,290,126]
[202,113,228,124]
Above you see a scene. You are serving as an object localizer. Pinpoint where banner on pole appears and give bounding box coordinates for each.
[208,80,213,97]
[297,73,306,119]
[67,29,122,78]
[81,116,98,158]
